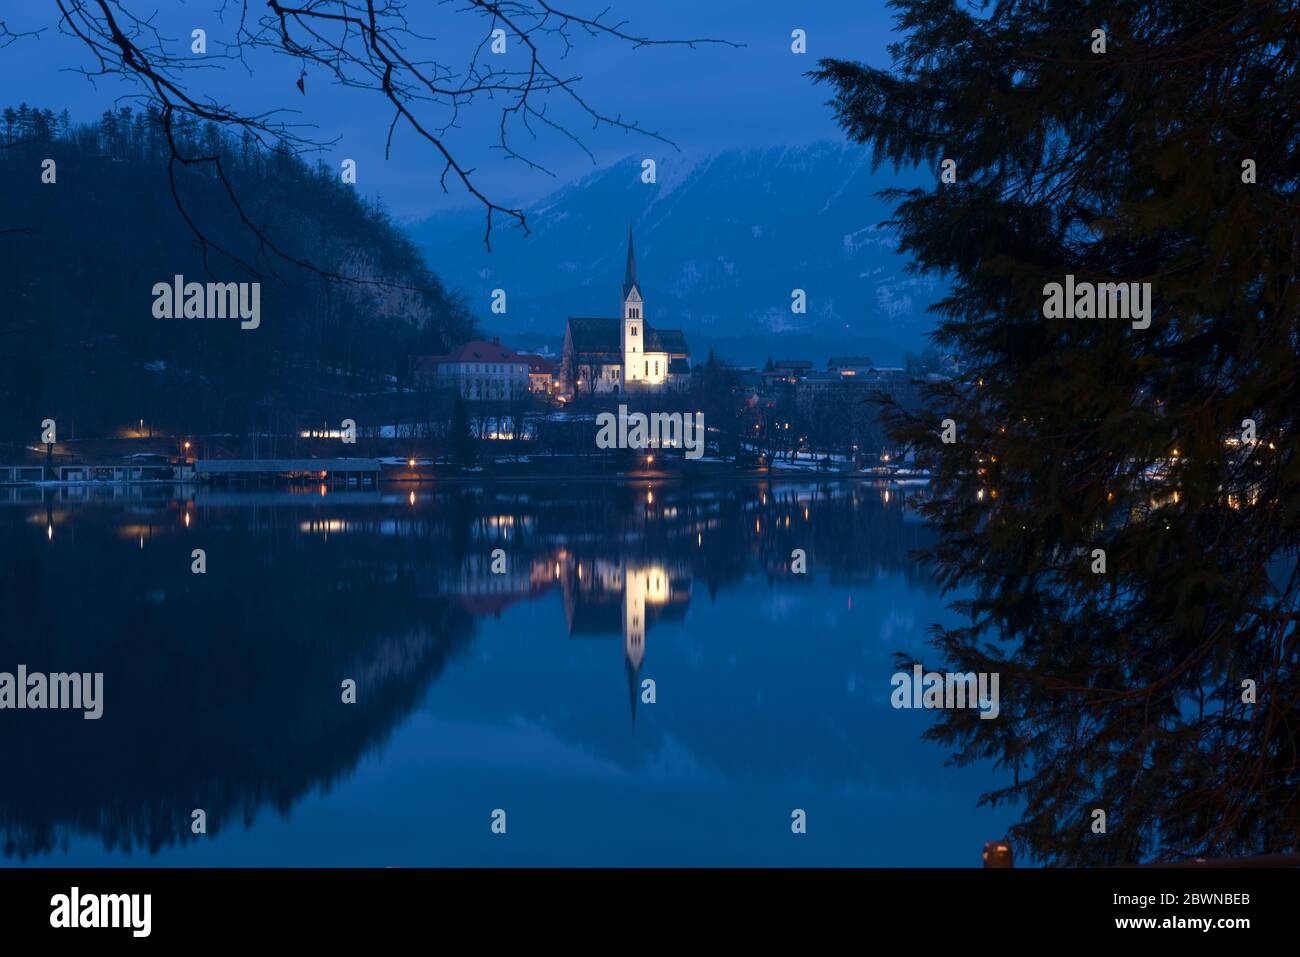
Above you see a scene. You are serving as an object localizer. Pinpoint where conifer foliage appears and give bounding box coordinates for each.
[815,1,1300,864]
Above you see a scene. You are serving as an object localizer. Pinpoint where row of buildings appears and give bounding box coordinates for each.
[739,357,940,410]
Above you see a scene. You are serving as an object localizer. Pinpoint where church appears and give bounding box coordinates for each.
[560,230,690,396]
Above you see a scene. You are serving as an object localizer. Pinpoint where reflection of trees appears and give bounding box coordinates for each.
[0,506,477,860]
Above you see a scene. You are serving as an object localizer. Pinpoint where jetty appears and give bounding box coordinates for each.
[195,458,382,487]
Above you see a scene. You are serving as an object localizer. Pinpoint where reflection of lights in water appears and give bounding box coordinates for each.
[697,532,702,547]
[977,489,984,501]
[409,491,416,506]
[647,490,653,505]
[755,519,760,533]
[319,485,327,496]
[555,562,560,579]
[803,508,809,520]
[184,512,191,528]
[884,489,891,503]
[47,524,52,541]
[299,520,348,533]
[139,535,144,549]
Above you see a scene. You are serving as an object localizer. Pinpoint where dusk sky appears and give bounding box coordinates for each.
[1,1,898,219]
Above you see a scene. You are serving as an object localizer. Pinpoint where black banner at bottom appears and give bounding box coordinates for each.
[0,865,1290,942]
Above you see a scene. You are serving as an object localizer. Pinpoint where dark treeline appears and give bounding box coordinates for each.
[0,104,476,453]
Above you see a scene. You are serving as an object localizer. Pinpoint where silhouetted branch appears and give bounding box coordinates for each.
[43,0,737,263]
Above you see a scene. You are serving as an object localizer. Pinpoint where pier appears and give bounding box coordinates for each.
[195,458,382,487]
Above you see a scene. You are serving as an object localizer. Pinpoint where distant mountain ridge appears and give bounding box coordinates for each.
[407,142,942,367]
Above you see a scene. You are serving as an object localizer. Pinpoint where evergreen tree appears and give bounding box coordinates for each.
[815,1,1300,864]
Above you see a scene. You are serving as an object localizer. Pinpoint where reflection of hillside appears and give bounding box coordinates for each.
[0,508,478,860]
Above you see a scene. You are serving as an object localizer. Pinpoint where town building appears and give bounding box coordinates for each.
[519,354,558,396]
[560,230,690,396]
[413,338,530,401]
[827,356,876,375]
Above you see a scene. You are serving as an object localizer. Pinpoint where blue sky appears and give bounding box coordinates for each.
[0,0,898,218]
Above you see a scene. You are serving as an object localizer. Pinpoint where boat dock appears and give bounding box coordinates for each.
[195,458,382,487]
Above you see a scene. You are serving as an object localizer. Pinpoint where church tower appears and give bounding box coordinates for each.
[621,227,644,383]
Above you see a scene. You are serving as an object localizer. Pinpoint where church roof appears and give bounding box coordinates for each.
[649,328,688,354]
[566,317,689,359]
[566,318,622,357]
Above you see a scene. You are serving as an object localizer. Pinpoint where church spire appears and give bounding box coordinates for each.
[621,226,639,300]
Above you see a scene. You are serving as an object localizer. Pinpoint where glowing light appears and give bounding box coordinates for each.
[184,512,191,528]
[319,484,327,496]
[697,533,702,547]
[46,524,52,541]
[408,491,416,506]
[408,458,416,468]
[978,489,985,501]
[884,489,891,503]
[647,490,654,505]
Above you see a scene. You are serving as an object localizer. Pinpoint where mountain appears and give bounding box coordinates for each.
[406,142,942,367]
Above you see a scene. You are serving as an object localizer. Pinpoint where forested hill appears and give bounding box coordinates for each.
[0,104,475,449]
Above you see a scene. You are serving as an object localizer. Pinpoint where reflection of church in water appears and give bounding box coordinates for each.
[436,537,692,727]
[557,555,691,726]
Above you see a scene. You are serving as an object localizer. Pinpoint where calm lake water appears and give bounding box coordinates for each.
[0,479,1012,866]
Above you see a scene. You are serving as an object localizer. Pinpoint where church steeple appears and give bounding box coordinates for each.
[621,226,639,301]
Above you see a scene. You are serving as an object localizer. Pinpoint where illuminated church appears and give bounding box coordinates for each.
[560,230,690,395]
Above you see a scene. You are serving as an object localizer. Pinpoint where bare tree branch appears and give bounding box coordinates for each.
[38,0,738,265]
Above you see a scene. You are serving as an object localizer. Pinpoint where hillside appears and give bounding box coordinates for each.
[0,104,475,449]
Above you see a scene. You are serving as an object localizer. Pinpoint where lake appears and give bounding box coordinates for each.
[0,479,1012,866]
